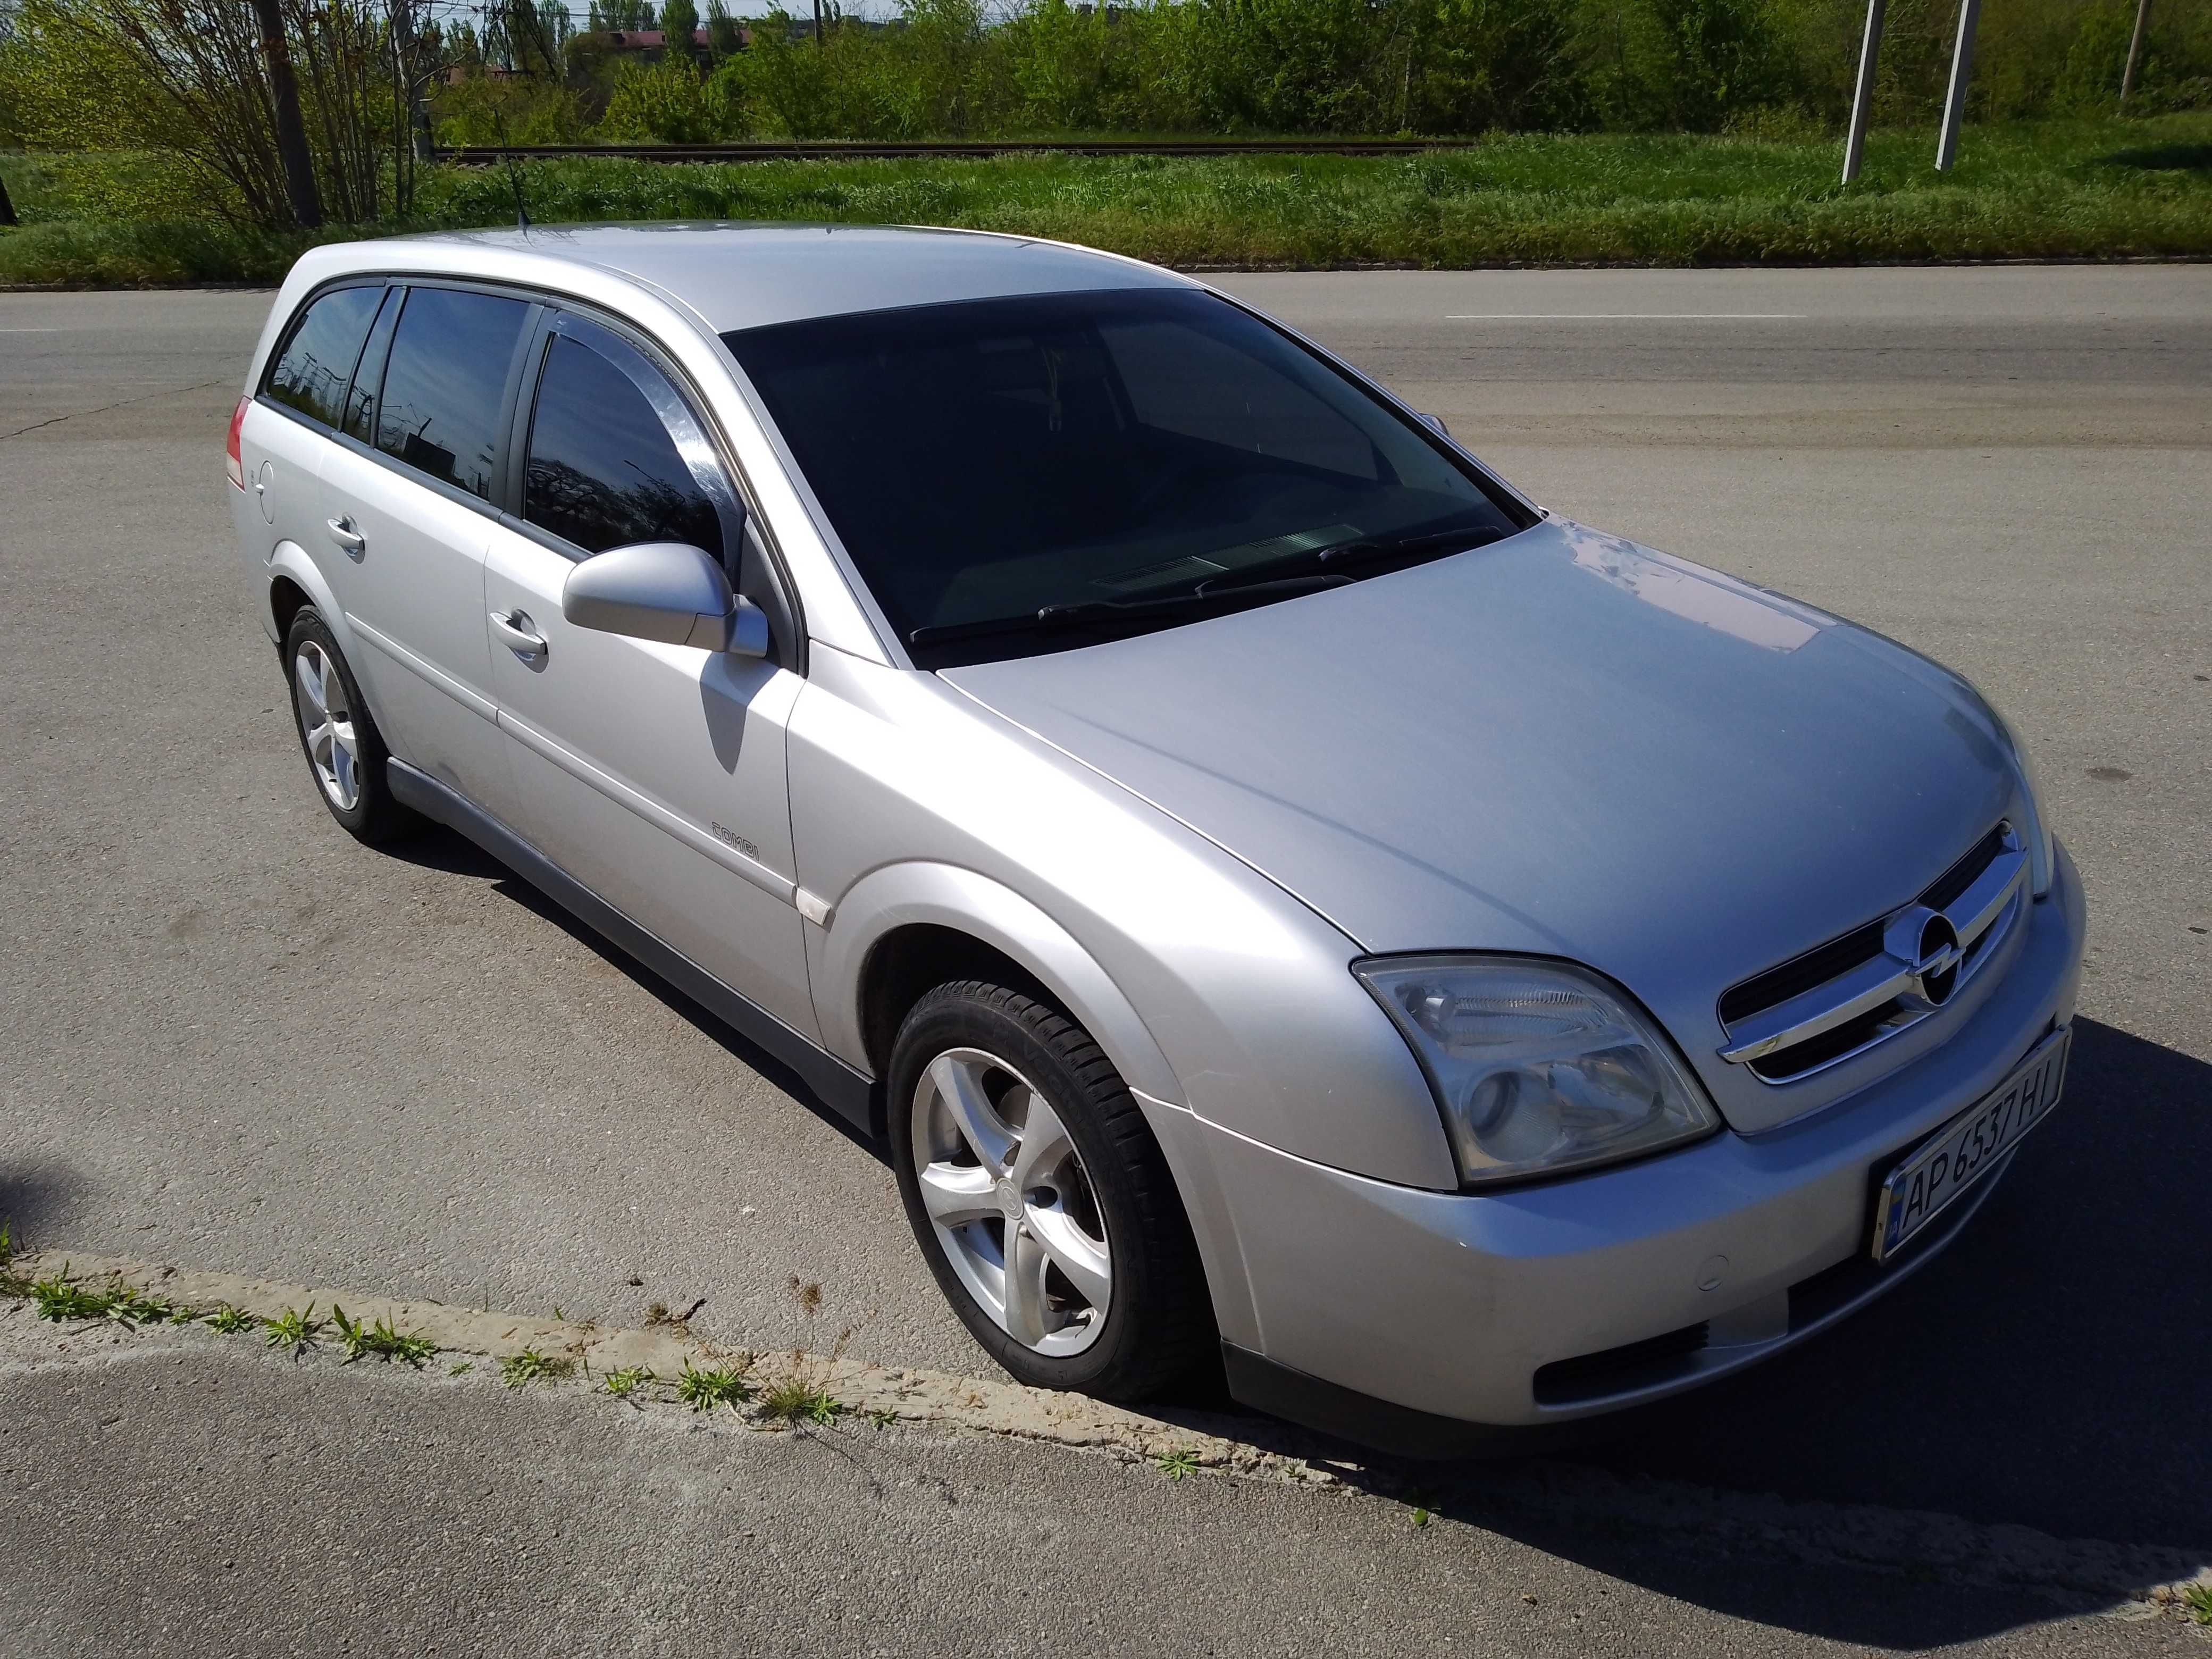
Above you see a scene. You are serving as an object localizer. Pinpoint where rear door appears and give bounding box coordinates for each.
[245,280,386,585]
[315,283,534,808]
[481,307,816,1040]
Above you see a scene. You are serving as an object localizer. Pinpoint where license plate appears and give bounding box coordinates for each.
[1871,1027,2071,1262]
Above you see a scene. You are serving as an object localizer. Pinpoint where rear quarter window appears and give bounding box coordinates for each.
[265,284,384,430]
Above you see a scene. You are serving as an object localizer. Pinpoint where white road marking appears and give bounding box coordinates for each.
[0,328,62,333]
[1445,313,1808,320]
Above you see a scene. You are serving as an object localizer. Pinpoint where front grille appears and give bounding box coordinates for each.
[1716,822,2026,1085]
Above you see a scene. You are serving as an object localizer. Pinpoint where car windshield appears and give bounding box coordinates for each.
[721,288,1532,665]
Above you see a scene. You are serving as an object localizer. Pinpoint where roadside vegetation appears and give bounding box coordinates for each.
[2,112,2208,281]
[1,0,2209,281]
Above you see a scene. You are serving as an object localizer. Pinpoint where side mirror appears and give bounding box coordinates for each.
[1415,412,1451,438]
[562,541,768,658]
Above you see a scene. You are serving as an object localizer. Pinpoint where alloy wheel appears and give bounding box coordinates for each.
[292,639,362,811]
[910,1046,1112,1356]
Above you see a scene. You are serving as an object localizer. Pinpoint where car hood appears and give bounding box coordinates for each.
[940,520,2025,1129]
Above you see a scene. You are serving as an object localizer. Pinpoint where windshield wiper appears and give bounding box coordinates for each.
[909,573,1351,649]
[907,524,1510,651]
[1222,523,1509,590]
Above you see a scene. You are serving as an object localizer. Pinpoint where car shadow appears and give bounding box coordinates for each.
[388,823,886,1163]
[1149,1016,2212,1644]
[364,834,2205,1640]
[0,1164,86,1256]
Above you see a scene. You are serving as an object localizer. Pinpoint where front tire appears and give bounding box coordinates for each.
[889,981,1213,1402]
[284,607,417,845]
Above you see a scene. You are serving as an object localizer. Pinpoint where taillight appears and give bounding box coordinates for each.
[225,395,250,489]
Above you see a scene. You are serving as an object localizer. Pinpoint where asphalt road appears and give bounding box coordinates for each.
[3,265,2208,1649]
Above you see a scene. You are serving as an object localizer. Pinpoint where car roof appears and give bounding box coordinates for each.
[381,222,1194,333]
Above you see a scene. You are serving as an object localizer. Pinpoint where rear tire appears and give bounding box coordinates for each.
[284,607,417,845]
[889,980,1214,1402]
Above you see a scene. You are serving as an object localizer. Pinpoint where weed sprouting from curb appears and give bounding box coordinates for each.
[864,1409,899,1430]
[28,1269,183,1329]
[601,1366,655,1401]
[205,1304,258,1334]
[758,1373,846,1427]
[331,1305,435,1368]
[263,1304,324,1357]
[676,1358,753,1413]
[500,1347,574,1389]
[754,1276,852,1429]
[2181,1583,2212,1625]
[1155,1450,1201,1481]
[447,1361,473,1376]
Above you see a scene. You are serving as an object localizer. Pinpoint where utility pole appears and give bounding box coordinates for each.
[812,0,822,47]
[1934,0,1981,171]
[250,0,324,228]
[2120,0,2152,107]
[1841,0,1887,185]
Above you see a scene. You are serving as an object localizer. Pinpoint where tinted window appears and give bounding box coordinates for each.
[266,284,382,430]
[375,287,529,500]
[723,289,1527,663]
[342,286,403,445]
[523,320,736,563]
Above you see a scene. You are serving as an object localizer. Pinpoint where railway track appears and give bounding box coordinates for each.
[435,138,1477,164]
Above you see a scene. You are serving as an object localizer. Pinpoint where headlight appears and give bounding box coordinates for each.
[1983,699,2055,898]
[1354,956,1720,1188]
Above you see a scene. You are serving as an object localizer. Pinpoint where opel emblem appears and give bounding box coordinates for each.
[1886,906,1963,1009]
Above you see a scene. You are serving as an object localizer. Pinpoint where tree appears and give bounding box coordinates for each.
[249,0,323,226]
[705,0,741,59]
[660,0,698,58]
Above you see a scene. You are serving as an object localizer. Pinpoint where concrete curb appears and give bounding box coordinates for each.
[9,1246,2208,1618]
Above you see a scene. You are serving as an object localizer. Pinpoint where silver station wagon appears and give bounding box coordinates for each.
[229,225,2084,1453]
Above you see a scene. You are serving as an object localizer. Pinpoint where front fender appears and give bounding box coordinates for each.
[816,861,1182,1105]
[815,861,1266,1350]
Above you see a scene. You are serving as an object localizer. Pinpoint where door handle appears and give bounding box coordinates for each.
[490,609,548,660]
[326,516,365,557]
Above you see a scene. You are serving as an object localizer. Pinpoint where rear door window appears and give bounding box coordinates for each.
[375,287,531,501]
[266,284,384,430]
[521,315,740,563]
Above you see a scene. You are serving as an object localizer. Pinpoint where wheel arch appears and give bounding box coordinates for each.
[823,864,1181,1108]
[265,542,359,663]
[826,864,1261,1352]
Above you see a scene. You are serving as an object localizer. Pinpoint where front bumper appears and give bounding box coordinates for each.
[1158,841,2087,1443]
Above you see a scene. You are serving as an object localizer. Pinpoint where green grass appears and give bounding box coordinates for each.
[600,1365,655,1400]
[675,1358,753,1413]
[204,1304,258,1334]
[2181,1582,2212,1625]
[330,1304,437,1369]
[26,1268,190,1329]
[5,114,2210,284]
[499,1347,575,1389]
[263,1304,324,1356]
[1154,1449,1202,1480]
[756,1372,845,1427]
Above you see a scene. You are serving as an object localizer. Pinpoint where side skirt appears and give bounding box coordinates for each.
[388,758,879,1141]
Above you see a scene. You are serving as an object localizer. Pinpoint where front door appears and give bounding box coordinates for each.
[315,283,535,803]
[481,309,816,1041]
